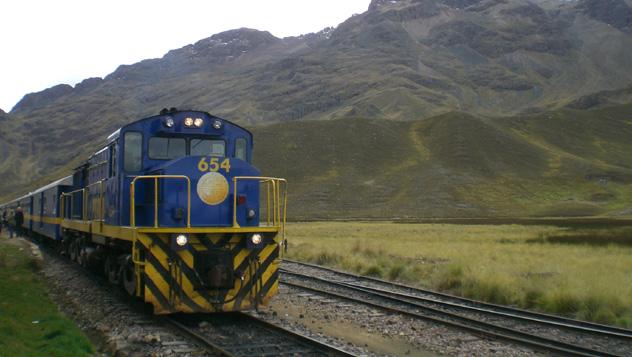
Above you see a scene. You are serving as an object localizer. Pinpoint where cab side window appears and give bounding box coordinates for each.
[124,132,143,172]
[109,143,117,177]
[235,138,247,161]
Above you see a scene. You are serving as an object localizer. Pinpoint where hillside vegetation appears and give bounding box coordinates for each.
[1,0,632,218]
[286,222,632,327]
[3,103,631,219]
[253,104,632,218]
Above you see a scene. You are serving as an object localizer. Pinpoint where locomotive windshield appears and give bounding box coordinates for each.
[147,136,227,161]
[148,137,186,160]
[191,139,225,156]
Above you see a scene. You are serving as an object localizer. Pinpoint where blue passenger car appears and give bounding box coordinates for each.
[31,177,72,240]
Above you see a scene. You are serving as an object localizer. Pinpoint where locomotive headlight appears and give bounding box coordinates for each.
[164,117,174,128]
[176,234,188,246]
[251,233,263,245]
[184,117,194,127]
[247,209,256,219]
[212,119,223,129]
[194,118,204,127]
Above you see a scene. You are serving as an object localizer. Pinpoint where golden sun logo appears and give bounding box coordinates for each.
[196,172,229,205]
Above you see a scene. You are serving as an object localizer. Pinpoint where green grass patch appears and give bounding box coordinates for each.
[286,222,632,327]
[0,238,93,356]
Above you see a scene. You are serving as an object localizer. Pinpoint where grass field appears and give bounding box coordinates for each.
[0,236,93,356]
[285,222,632,327]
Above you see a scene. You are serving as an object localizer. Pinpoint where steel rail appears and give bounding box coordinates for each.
[339,279,632,340]
[283,259,632,337]
[239,313,357,357]
[281,271,624,357]
[164,317,232,356]
[166,313,357,357]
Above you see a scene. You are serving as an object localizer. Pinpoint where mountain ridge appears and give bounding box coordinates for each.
[9,0,632,118]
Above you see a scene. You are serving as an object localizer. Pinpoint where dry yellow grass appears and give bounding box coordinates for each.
[285,222,632,327]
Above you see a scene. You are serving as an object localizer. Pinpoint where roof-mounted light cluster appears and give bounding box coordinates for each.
[163,117,175,128]
[184,117,204,128]
[213,119,222,129]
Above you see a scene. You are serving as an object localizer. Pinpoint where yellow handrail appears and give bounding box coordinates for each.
[60,180,107,221]
[231,177,287,230]
[59,193,65,220]
[130,175,191,228]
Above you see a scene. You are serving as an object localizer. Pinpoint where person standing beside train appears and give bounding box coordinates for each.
[7,210,15,239]
[15,207,24,238]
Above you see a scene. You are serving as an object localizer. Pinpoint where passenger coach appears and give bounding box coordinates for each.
[1,109,287,314]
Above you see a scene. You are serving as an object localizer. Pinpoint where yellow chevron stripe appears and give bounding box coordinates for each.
[259,255,280,295]
[144,285,159,312]
[261,280,279,306]
[145,264,172,308]
[148,235,214,310]
[224,244,278,310]
[145,236,204,311]
[136,231,281,313]
[178,249,195,271]
[233,248,251,271]
[188,235,207,251]
[208,234,222,245]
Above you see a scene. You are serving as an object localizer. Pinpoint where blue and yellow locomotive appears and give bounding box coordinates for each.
[0,109,287,314]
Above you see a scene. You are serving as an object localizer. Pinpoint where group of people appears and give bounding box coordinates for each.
[1,207,24,239]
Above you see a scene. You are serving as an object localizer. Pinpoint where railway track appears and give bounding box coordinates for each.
[34,237,359,356]
[281,259,632,357]
[165,312,358,357]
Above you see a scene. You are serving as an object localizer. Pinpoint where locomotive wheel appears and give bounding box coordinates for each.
[121,256,136,296]
[79,247,94,268]
[78,247,86,267]
[105,255,120,284]
[74,242,81,263]
[56,241,66,256]
[69,240,78,262]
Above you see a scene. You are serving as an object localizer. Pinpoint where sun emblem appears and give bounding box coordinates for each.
[196,172,229,205]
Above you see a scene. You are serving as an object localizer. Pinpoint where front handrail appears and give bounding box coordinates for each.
[60,180,106,221]
[232,177,287,233]
[130,175,191,228]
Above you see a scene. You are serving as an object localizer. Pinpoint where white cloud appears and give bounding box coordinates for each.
[0,0,369,111]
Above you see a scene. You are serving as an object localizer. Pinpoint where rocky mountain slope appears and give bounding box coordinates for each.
[2,0,632,217]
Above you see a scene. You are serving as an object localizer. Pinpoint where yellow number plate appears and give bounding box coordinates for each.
[198,157,231,173]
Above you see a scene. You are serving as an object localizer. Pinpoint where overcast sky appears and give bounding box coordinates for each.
[0,0,370,112]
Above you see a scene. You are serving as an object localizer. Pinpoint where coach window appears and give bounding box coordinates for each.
[235,138,247,161]
[149,137,186,160]
[124,132,143,172]
[109,143,117,177]
[190,139,225,157]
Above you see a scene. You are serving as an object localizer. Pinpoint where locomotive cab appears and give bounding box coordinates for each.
[117,111,262,229]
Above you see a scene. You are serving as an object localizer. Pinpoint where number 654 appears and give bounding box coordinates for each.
[198,157,231,173]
